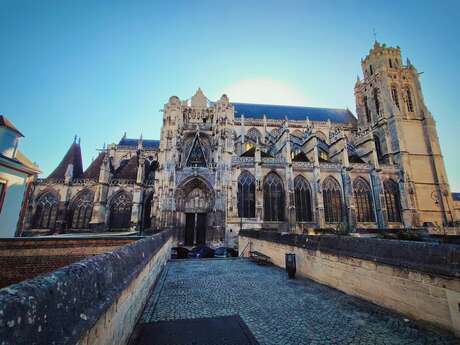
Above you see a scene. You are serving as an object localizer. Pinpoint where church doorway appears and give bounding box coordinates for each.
[185,213,207,246]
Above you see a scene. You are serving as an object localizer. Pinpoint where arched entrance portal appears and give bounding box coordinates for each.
[176,177,214,246]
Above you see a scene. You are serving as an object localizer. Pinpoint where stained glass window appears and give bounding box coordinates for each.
[323,177,342,223]
[294,175,312,222]
[384,179,402,222]
[263,172,285,221]
[238,171,255,218]
[33,192,58,229]
[353,177,375,222]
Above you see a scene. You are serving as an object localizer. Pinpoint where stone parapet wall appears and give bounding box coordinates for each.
[0,236,143,288]
[239,230,460,336]
[0,230,173,345]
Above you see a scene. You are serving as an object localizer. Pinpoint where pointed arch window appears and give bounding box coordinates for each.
[323,177,342,223]
[109,191,132,230]
[391,86,400,109]
[263,172,285,221]
[353,178,375,222]
[374,135,384,164]
[405,88,414,112]
[33,192,58,229]
[186,136,207,167]
[70,191,93,229]
[363,96,371,123]
[384,179,402,222]
[246,127,262,143]
[373,88,380,116]
[294,176,312,222]
[238,171,255,218]
[143,192,153,230]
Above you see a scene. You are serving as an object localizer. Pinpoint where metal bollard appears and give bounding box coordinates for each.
[285,253,296,279]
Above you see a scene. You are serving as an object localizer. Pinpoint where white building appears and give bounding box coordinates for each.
[0,116,40,237]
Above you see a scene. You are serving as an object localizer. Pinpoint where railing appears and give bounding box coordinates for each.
[262,157,286,165]
[349,163,372,170]
[231,157,255,166]
[292,161,314,169]
[110,178,136,186]
[319,162,342,170]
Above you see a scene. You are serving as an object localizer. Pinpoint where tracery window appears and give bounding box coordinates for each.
[294,176,312,222]
[263,172,285,221]
[353,177,375,222]
[109,191,132,230]
[373,88,380,116]
[323,177,342,223]
[33,192,58,229]
[374,135,384,164]
[246,127,262,143]
[391,86,400,109]
[406,88,414,112]
[237,171,255,218]
[186,136,207,167]
[384,179,402,222]
[70,191,93,229]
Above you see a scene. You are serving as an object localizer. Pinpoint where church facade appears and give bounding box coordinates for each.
[22,42,458,245]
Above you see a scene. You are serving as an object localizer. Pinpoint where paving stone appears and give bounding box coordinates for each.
[139,259,459,345]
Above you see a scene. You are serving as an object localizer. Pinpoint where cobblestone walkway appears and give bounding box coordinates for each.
[140,259,458,345]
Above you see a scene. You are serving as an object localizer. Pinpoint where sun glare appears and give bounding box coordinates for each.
[223,79,309,106]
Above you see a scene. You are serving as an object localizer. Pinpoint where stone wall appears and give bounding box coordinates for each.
[239,230,460,336]
[0,230,173,345]
[0,236,142,288]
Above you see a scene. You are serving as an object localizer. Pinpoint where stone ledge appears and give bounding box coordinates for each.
[0,229,172,345]
[240,229,460,278]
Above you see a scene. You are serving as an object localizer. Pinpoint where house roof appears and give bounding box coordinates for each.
[0,115,24,137]
[118,137,160,149]
[47,142,84,179]
[0,151,41,175]
[233,103,357,125]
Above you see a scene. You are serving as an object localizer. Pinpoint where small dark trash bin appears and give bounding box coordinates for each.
[285,253,296,279]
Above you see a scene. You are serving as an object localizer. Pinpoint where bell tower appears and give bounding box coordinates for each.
[355,41,456,226]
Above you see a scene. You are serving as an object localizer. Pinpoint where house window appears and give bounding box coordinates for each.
[238,171,256,218]
[263,172,285,221]
[391,87,400,109]
[353,178,375,222]
[294,176,312,222]
[323,176,342,223]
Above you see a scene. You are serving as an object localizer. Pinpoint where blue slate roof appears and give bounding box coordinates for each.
[233,102,357,125]
[118,138,160,149]
[452,193,460,201]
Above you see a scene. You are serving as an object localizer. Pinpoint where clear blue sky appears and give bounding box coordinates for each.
[1,0,459,190]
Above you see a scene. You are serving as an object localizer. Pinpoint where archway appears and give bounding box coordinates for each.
[175,177,214,246]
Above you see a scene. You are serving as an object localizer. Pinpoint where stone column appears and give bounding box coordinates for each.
[313,142,325,228]
[90,155,110,231]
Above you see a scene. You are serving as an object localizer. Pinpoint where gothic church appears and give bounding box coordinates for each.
[22,42,459,246]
